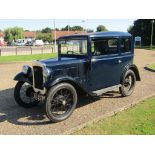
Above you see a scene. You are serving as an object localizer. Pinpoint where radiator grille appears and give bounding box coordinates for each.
[33,66,43,90]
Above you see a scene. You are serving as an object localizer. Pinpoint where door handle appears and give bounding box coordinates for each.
[118,60,122,64]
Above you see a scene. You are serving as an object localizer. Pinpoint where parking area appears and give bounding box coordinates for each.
[0,49,155,134]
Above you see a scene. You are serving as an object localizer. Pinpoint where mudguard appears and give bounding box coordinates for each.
[44,76,88,93]
[14,72,33,84]
[122,64,141,81]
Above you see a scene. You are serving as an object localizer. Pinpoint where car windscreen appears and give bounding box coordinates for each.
[58,38,87,56]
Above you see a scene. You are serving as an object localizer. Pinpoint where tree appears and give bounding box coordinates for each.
[4,27,24,42]
[128,19,155,46]
[61,25,70,31]
[87,29,94,33]
[71,26,83,31]
[4,29,13,42]
[51,28,59,31]
[61,25,83,31]
[96,25,108,32]
[41,27,52,33]
[36,33,52,42]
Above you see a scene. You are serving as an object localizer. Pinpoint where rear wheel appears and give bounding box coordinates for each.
[119,70,136,97]
[14,81,39,108]
[46,83,77,123]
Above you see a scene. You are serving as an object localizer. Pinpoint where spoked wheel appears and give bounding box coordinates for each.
[14,81,39,108]
[46,83,77,123]
[119,70,136,97]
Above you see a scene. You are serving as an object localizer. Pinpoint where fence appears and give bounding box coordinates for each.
[0,46,55,56]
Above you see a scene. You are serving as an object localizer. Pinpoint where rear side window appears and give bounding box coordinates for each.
[120,38,131,53]
[91,38,118,56]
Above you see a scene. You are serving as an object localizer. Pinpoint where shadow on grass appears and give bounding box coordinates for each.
[0,88,122,126]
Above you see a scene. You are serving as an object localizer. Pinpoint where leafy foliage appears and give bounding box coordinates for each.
[36,33,53,42]
[41,27,52,33]
[61,25,70,31]
[96,25,108,32]
[128,19,155,46]
[61,25,83,31]
[72,26,83,31]
[4,27,24,42]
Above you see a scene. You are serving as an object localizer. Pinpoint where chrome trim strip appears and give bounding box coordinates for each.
[32,61,46,94]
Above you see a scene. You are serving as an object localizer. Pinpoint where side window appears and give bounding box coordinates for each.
[91,38,118,56]
[120,38,131,53]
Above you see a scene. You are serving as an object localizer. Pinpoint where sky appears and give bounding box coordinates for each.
[0,19,135,32]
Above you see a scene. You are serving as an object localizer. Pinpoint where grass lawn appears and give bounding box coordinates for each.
[74,96,155,135]
[135,46,155,51]
[0,53,57,63]
[143,47,155,51]
[148,63,155,70]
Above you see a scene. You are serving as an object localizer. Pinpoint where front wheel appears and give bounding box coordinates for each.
[14,81,39,108]
[119,70,136,97]
[45,83,77,123]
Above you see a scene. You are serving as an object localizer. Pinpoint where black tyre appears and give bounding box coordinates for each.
[46,83,77,123]
[14,81,39,108]
[119,70,136,97]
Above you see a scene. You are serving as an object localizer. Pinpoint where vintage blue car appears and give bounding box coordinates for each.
[14,31,140,122]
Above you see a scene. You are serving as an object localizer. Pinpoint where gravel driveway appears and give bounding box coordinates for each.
[0,49,155,134]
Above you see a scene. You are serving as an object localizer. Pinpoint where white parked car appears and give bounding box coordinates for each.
[44,41,49,45]
[15,39,27,46]
[33,40,44,46]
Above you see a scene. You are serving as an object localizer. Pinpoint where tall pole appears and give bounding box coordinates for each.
[82,20,85,32]
[54,19,57,52]
[68,24,69,35]
[151,20,154,49]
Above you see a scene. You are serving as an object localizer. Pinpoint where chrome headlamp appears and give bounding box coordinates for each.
[22,65,31,75]
[43,66,51,77]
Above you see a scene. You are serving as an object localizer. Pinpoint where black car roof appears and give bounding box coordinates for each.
[58,31,131,40]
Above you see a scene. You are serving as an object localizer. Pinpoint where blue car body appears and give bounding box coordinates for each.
[14,31,140,96]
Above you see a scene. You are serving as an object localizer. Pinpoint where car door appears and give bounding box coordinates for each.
[88,37,122,91]
[119,37,133,73]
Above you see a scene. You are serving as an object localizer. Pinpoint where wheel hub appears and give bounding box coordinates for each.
[62,100,67,106]
[124,77,131,87]
[26,87,34,97]
[57,95,67,106]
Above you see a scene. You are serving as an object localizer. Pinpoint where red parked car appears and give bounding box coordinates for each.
[0,40,6,46]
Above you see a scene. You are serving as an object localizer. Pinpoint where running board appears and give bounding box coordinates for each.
[91,84,122,96]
